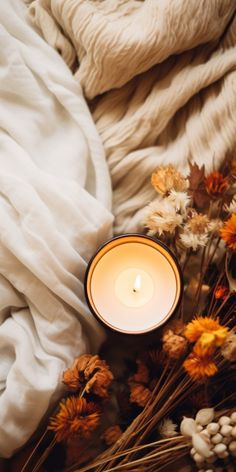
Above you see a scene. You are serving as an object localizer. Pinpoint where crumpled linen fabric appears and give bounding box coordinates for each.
[0,0,113,458]
[28,0,236,234]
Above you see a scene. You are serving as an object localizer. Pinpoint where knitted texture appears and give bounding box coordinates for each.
[28,0,236,234]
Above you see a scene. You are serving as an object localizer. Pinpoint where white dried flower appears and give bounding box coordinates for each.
[144,198,183,236]
[224,197,236,214]
[208,218,223,234]
[158,418,178,438]
[179,231,209,251]
[167,190,191,213]
[195,408,214,426]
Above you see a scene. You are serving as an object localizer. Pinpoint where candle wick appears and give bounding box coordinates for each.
[133,274,142,293]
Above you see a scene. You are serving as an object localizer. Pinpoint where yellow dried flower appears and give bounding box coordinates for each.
[185,317,229,351]
[48,396,100,442]
[220,214,236,250]
[103,425,122,446]
[183,344,218,381]
[221,332,236,361]
[151,164,188,196]
[130,383,152,407]
[63,354,113,397]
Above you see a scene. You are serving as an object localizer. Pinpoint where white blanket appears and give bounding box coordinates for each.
[0,0,113,458]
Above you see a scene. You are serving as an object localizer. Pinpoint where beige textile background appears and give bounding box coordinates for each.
[28,0,236,234]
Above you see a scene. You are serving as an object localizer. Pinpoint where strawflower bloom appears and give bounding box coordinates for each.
[179,231,209,251]
[183,344,218,381]
[49,396,100,442]
[144,198,183,236]
[186,212,210,234]
[214,285,229,300]
[224,197,236,215]
[167,190,191,213]
[220,214,236,250]
[205,171,229,197]
[185,317,229,351]
[158,418,178,438]
[151,164,188,196]
[63,354,113,397]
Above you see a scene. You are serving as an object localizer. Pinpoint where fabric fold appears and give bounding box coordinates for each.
[0,0,113,457]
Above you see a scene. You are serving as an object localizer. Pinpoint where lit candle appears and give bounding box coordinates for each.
[85,235,182,334]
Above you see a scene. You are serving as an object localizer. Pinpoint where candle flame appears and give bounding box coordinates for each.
[133,274,142,293]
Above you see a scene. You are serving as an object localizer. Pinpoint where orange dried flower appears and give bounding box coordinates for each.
[220,214,236,250]
[63,354,113,397]
[48,396,100,442]
[129,360,149,384]
[231,160,236,176]
[205,171,229,196]
[215,285,229,300]
[103,425,122,446]
[183,344,218,381]
[162,330,188,359]
[185,316,229,351]
[130,384,152,407]
[151,164,188,196]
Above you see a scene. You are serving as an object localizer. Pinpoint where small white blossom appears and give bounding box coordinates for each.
[158,418,178,438]
[208,218,223,234]
[144,198,183,236]
[168,190,191,213]
[179,231,209,251]
[224,197,236,214]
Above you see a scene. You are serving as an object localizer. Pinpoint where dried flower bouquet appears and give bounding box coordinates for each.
[20,161,236,472]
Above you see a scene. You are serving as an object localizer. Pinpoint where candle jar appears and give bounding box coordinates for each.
[85,234,183,335]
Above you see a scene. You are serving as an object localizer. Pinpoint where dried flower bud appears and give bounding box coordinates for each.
[195,408,214,426]
[162,331,188,359]
[103,425,122,446]
[220,424,233,436]
[180,417,197,437]
[221,332,236,361]
[211,433,223,444]
[218,416,230,426]
[130,384,152,407]
[231,412,236,424]
[63,354,113,397]
[129,360,149,385]
[192,432,211,458]
[214,285,229,300]
[206,423,219,435]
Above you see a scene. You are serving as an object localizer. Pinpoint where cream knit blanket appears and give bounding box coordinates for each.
[1,0,236,459]
[28,0,236,235]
